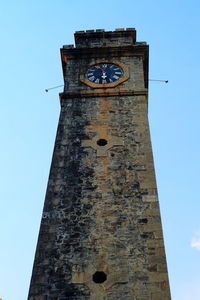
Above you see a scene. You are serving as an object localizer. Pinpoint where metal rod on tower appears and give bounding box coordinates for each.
[149,79,168,83]
[45,85,64,92]
[45,80,168,93]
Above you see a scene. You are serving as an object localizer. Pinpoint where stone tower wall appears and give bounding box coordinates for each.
[28,29,171,300]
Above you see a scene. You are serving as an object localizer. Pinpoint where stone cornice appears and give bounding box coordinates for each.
[59,89,148,102]
[61,45,148,59]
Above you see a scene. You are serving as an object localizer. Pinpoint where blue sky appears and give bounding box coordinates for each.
[1,0,200,299]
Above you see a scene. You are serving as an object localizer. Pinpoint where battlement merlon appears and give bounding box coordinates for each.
[74,28,137,48]
[62,28,148,49]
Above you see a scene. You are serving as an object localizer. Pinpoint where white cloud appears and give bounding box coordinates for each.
[191,231,200,250]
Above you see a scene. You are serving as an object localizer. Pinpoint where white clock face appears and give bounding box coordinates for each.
[86,63,123,84]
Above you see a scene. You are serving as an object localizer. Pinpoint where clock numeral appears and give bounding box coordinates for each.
[109,78,113,83]
[89,76,95,81]
[95,78,100,83]
[87,72,93,77]
[102,79,107,84]
[115,71,122,75]
[113,75,119,80]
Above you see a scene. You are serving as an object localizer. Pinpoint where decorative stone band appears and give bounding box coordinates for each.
[59,90,148,102]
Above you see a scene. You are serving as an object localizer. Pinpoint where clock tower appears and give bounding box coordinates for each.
[28,29,171,300]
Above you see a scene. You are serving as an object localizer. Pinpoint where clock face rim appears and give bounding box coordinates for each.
[80,61,129,89]
[86,63,123,85]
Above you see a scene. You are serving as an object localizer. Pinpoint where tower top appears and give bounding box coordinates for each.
[63,28,147,49]
[61,28,149,91]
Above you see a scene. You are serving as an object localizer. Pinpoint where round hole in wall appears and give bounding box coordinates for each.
[97,139,108,146]
[92,271,107,283]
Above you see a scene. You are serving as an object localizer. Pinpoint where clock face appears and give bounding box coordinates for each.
[86,63,123,84]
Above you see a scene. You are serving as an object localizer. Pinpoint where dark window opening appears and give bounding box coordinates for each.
[92,271,107,283]
[97,139,108,146]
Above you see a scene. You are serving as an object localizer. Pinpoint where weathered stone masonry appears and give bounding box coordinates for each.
[28,29,171,300]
